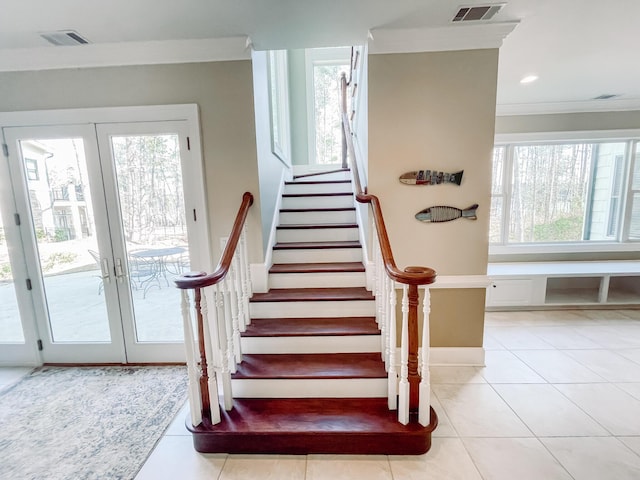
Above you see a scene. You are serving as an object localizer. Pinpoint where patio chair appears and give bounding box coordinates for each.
[128,254,162,298]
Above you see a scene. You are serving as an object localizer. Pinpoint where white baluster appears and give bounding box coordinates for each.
[240,226,252,323]
[398,285,410,425]
[221,277,237,374]
[232,251,246,332]
[229,266,242,365]
[200,287,221,424]
[181,290,204,426]
[419,287,432,427]
[383,273,390,370]
[387,281,398,410]
[221,237,242,365]
[215,284,234,411]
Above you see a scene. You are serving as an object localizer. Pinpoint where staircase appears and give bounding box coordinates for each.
[187,169,437,454]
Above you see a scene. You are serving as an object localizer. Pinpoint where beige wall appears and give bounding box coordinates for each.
[0,62,263,264]
[368,49,498,348]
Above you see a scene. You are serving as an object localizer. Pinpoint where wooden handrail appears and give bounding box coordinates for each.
[340,73,436,287]
[175,192,254,289]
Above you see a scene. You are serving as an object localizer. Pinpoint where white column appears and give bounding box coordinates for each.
[387,282,398,410]
[215,284,234,411]
[181,290,204,426]
[200,288,221,424]
[419,287,432,427]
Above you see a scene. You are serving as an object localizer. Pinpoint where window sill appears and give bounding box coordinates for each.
[489,242,640,256]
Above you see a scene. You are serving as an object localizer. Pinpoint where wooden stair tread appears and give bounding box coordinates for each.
[273,240,361,250]
[285,179,351,185]
[280,207,355,212]
[189,399,437,454]
[269,262,365,273]
[233,353,386,379]
[283,192,353,197]
[251,287,373,302]
[243,317,379,337]
[276,223,358,230]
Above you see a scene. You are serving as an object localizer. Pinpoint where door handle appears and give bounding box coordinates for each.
[100,258,111,283]
[115,258,127,283]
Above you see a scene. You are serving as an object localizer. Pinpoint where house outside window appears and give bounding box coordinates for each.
[490,132,640,252]
[25,158,39,180]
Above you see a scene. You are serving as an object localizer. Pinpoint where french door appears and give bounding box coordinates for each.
[0,109,208,364]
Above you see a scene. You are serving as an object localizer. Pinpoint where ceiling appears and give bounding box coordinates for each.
[1,0,639,113]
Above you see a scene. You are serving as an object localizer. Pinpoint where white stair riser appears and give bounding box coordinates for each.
[285,183,352,195]
[276,227,359,243]
[231,378,387,398]
[269,271,366,289]
[250,300,375,318]
[241,335,381,354]
[282,195,354,209]
[280,210,356,224]
[272,248,362,264]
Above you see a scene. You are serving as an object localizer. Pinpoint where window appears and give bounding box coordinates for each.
[305,47,350,165]
[25,158,39,180]
[490,133,640,250]
[267,50,291,165]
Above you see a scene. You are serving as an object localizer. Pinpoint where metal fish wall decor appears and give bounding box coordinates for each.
[415,204,479,223]
[399,169,463,186]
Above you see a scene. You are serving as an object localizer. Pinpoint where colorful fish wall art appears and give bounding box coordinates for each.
[415,204,479,223]
[399,169,463,186]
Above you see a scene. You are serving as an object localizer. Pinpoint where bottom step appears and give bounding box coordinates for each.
[187,398,438,454]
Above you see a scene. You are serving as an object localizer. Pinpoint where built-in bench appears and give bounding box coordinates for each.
[486,260,640,309]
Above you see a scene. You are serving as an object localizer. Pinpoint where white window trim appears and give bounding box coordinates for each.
[491,129,640,256]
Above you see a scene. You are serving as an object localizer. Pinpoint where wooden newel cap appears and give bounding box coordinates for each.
[404,266,435,275]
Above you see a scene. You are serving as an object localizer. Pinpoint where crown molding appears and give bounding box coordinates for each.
[368,21,519,54]
[0,36,251,72]
[496,98,640,116]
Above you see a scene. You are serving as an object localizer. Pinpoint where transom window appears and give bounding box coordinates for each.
[490,132,640,251]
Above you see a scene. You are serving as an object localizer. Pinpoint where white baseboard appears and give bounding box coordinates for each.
[250,263,269,293]
[393,347,485,367]
[429,347,486,366]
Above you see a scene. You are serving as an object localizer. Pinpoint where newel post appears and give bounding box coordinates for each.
[194,287,212,424]
[404,266,432,413]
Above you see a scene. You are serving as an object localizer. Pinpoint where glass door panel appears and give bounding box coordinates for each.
[0,213,24,343]
[110,133,188,343]
[4,126,125,363]
[22,138,111,343]
[97,122,194,362]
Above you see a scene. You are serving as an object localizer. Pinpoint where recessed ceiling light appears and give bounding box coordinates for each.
[520,75,539,84]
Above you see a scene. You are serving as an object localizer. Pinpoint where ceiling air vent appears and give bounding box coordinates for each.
[452,4,504,22]
[40,30,90,46]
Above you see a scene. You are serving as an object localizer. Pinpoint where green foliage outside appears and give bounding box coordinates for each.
[0,262,11,280]
[532,216,583,242]
[42,252,77,273]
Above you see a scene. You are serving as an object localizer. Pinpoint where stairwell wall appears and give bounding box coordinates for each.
[368,49,498,350]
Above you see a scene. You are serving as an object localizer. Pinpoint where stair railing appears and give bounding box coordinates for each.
[341,65,437,426]
[175,192,253,427]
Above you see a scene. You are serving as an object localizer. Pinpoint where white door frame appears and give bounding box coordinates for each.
[0,104,210,366]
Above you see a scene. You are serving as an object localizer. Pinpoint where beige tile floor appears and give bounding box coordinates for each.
[4,309,640,479]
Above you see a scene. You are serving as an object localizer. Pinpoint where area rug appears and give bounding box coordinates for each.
[0,365,188,480]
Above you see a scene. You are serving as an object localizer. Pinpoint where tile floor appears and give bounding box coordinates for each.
[4,309,640,479]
